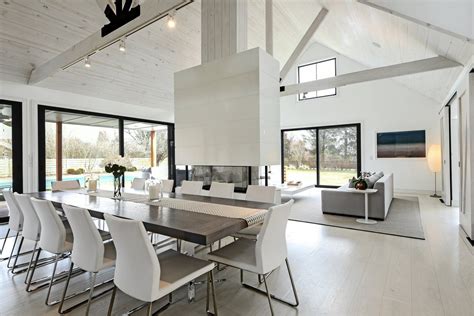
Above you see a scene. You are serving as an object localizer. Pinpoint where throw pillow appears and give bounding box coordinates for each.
[366,174,380,189]
[348,177,356,188]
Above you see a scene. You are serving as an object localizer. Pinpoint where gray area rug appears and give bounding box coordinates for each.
[286,188,425,240]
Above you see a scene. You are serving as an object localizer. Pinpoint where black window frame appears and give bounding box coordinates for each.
[281,123,361,188]
[297,57,337,101]
[0,99,23,194]
[37,105,175,192]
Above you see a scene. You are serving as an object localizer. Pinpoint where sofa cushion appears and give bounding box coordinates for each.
[366,173,382,188]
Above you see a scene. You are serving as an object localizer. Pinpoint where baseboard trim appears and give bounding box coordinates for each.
[394,189,435,195]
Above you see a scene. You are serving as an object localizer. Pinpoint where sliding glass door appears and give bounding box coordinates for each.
[38,106,175,191]
[282,129,317,185]
[282,124,360,187]
[124,120,169,183]
[318,125,359,186]
[0,100,22,195]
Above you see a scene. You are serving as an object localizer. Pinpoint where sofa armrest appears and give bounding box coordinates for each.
[321,189,365,215]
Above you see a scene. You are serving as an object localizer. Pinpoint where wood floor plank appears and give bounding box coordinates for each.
[0,192,472,316]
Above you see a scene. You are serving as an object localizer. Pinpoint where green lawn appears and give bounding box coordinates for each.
[285,169,356,186]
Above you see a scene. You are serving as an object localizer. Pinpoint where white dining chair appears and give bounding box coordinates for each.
[161,179,174,193]
[2,190,25,268]
[246,185,277,204]
[131,178,146,190]
[51,180,81,191]
[234,185,277,239]
[29,197,76,305]
[59,205,116,315]
[104,213,218,316]
[180,180,203,195]
[207,200,298,315]
[13,193,41,278]
[209,182,234,199]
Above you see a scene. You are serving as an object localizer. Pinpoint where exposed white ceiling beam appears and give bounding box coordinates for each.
[358,0,473,42]
[28,0,193,85]
[279,7,328,81]
[265,0,273,56]
[280,56,462,97]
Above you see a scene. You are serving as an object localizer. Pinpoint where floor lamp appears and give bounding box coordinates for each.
[427,144,442,198]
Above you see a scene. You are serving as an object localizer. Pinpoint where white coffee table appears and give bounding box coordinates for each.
[276,183,315,196]
[341,188,378,224]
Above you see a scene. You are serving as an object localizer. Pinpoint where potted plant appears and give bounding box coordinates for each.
[351,176,368,190]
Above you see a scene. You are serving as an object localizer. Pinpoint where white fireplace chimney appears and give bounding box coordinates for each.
[174,47,281,166]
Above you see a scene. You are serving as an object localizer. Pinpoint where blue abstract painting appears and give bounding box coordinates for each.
[377,130,426,158]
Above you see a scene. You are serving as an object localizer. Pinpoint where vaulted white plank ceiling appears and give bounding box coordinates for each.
[1,0,472,113]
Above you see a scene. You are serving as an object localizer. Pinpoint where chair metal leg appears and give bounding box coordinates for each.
[107,286,117,316]
[6,232,19,267]
[240,258,299,308]
[0,228,10,254]
[147,302,153,316]
[9,236,24,270]
[26,247,41,292]
[85,272,97,315]
[285,258,299,307]
[24,242,37,284]
[209,269,218,316]
[262,274,275,316]
[45,254,60,305]
[240,269,243,283]
[58,262,74,313]
[206,272,210,313]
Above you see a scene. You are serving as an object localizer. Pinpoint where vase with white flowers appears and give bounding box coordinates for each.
[103,155,133,198]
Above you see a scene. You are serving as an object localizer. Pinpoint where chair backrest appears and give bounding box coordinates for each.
[51,180,81,191]
[104,214,160,302]
[161,179,174,193]
[246,185,276,203]
[131,178,146,190]
[209,182,234,199]
[62,204,105,272]
[3,190,23,232]
[255,199,294,274]
[180,180,203,195]
[14,193,40,242]
[30,198,67,254]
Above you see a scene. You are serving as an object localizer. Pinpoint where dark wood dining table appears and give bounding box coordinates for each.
[28,191,274,246]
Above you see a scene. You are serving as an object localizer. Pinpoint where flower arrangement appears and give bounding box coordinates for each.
[350,171,374,190]
[103,155,133,198]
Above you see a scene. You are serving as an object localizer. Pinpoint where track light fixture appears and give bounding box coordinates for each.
[119,39,126,52]
[167,10,176,28]
[84,56,91,68]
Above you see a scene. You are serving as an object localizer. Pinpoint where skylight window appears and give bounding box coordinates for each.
[297,58,336,100]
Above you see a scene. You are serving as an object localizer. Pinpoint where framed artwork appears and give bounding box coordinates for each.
[376,130,426,158]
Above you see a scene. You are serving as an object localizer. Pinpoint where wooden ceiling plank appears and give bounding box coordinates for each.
[28,0,193,85]
[281,56,462,96]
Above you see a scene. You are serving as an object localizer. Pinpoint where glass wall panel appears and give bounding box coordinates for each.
[45,110,120,190]
[282,129,317,185]
[0,104,13,194]
[318,126,358,186]
[282,124,360,187]
[124,121,169,186]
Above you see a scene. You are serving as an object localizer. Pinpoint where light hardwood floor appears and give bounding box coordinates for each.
[0,194,472,316]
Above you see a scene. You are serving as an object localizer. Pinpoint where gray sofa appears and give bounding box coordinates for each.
[321,173,394,220]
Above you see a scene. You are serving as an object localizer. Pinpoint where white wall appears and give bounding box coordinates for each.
[0,81,173,193]
[280,42,440,194]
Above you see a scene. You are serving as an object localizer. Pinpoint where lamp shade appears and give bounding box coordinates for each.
[427,144,442,172]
